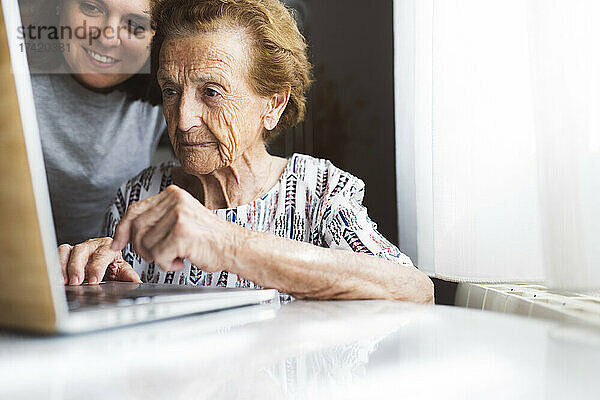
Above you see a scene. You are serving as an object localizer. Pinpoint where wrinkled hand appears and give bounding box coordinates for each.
[110,185,239,272]
[58,237,141,285]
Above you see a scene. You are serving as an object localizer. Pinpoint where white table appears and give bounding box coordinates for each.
[0,300,598,399]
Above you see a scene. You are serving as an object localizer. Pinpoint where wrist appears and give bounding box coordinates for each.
[224,223,249,274]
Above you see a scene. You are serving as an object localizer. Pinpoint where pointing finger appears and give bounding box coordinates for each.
[111,188,175,252]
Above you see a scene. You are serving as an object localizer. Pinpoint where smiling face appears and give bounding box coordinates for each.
[158,29,273,175]
[59,0,152,89]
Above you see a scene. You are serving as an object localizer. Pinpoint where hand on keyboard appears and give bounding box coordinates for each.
[57,237,142,286]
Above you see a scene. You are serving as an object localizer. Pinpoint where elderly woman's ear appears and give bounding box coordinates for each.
[263,87,291,131]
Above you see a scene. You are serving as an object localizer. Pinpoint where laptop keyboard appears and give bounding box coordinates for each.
[64,282,238,312]
[66,284,141,311]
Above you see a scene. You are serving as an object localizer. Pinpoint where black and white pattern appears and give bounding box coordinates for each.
[102,154,414,300]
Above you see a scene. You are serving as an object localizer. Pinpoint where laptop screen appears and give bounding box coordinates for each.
[2,0,59,268]
[0,0,66,332]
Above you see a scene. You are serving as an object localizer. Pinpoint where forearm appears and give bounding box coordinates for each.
[228,227,434,303]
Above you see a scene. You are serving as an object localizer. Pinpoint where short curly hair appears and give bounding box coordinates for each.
[150,0,313,139]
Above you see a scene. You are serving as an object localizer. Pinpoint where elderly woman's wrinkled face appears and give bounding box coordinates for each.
[158,29,271,175]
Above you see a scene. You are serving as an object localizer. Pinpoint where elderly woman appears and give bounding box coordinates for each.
[59,0,434,303]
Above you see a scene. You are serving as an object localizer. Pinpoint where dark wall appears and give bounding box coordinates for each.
[272,0,399,244]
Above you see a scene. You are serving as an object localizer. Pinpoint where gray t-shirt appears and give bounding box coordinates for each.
[32,74,166,245]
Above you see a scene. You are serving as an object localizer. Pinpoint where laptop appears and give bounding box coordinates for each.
[0,0,279,334]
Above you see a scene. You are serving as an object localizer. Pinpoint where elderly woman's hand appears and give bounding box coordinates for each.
[58,237,141,285]
[111,185,238,272]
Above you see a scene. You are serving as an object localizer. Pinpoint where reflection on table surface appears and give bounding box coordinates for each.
[1,300,599,399]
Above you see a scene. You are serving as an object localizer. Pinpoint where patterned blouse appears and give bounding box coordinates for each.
[102,153,414,297]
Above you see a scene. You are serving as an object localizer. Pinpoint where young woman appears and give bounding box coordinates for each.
[24,0,166,244]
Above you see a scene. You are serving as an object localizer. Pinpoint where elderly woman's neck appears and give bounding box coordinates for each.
[178,144,285,210]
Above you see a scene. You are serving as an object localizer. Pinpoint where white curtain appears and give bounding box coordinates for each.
[394,0,600,288]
